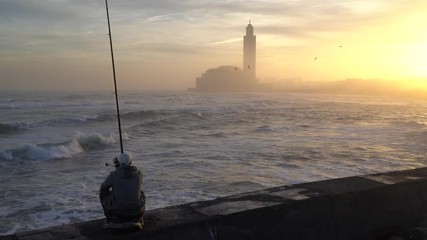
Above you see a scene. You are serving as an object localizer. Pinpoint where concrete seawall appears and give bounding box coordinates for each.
[3,167,427,240]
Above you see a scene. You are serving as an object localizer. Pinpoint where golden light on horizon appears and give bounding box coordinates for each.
[388,9,427,83]
[254,3,426,88]
[267,6,427,90]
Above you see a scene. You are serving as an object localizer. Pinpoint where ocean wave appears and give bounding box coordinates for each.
[205,132,227,138]
[0,104,17,110]
[2,110,205,133]
[0,114,108,133]
[0,123,23,134]
[0,123,36,135]
[0,102,73,110]
[131,110,207,130]
[121,110,167,120]
[124,109,206,121]
[41,115,101,126]
[255,125,276,132]
[400,120,427,128]
[84,110,172,123]
[0,132,126,161]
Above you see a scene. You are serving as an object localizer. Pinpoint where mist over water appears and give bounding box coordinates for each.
[1,91,426,235]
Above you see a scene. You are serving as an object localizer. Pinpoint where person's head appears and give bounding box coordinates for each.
[118,152,132,166]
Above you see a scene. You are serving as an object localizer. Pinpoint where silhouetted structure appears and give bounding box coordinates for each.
[244,20,256,84]
[192,22,260,92]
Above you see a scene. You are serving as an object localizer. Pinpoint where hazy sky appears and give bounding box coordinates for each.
[1,0,426,91]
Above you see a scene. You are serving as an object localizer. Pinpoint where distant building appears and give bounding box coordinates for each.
[191,22,261,92]
[195,66,246,91]
[243,20,256,84]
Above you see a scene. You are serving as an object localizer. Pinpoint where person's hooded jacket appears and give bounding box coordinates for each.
[99,165,145,216]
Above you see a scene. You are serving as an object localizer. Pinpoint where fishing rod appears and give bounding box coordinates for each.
[105,0,124,154]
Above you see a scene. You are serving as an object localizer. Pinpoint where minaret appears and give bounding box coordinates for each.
[243,20,256,84]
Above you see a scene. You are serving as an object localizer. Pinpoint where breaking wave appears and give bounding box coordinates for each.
[0,132,126,161]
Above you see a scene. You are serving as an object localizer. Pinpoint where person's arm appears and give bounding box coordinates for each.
[99,172,113,200]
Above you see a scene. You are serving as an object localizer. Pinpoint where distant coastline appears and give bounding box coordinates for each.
[189,77,427,101]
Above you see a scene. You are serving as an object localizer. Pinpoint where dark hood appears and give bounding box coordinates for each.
[115,165,139,179]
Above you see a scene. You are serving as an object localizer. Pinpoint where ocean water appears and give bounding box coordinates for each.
[0,91,426,235]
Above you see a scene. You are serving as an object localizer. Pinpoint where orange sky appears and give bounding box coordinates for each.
[0,0,426,91]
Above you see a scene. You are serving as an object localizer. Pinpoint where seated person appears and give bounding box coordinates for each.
[99,152,145,224]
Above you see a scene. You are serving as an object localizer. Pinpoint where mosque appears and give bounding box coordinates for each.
[192,22,260,92]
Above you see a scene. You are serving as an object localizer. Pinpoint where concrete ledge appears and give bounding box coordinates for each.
[3,167,427,240]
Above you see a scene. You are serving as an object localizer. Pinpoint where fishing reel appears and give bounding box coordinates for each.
[105,157,120,168]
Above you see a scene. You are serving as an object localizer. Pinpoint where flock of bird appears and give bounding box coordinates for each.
[314,45,343,61]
